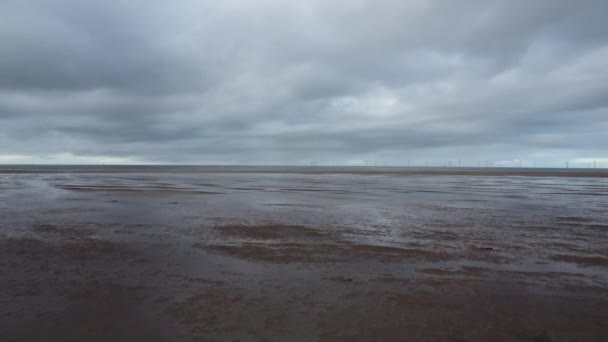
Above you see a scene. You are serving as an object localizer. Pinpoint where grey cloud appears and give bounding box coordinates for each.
[0,0,607,165]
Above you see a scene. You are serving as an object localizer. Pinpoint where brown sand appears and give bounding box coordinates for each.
[1,172,607,341]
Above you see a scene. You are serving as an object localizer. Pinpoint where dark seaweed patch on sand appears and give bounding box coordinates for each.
[215,224,327,240]
[555,216,593,223]
[58,184,223,195]
[552,254,608,267]
[204,242,449,264]
[60,239,145,261]
[32,223,94,239]
[0,236,146,263]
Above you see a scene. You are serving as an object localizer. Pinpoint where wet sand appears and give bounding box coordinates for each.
[1,172,608,341]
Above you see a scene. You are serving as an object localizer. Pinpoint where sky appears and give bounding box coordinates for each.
[1,0,607,167]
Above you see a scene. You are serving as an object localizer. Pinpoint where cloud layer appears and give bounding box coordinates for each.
[1,0,607,166]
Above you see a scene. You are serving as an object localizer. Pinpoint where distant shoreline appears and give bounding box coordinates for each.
[1,167,607,178]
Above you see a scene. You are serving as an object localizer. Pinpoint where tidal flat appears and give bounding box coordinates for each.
[1,170,608,341]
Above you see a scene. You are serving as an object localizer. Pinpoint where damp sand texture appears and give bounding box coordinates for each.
[1,170,608,341]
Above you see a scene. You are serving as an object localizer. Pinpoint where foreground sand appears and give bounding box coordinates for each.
[1,172,607,341]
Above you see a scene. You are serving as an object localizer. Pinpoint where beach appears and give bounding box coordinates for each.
[1,169,607,341]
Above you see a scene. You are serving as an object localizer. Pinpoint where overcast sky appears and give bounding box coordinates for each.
[1,0,607,167]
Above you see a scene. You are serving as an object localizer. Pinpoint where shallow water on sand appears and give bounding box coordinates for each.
[1,173,608,341]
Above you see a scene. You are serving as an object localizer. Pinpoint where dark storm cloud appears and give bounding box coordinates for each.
[0,0,607,165]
